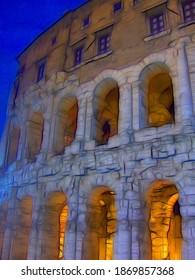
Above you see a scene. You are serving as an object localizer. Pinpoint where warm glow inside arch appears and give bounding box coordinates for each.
[139,63,175,128]
[146,181,182,260]
[42,192,68,260]
[10,196,33,260]
[83,186,117,260]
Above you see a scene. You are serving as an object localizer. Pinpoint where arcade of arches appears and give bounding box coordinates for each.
[0,181,183,260]
[5,63,176,167]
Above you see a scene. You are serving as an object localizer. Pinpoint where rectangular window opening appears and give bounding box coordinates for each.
[113,2,122,12]
[150,13,165,35]
[37,62,45,82]
[83,15,90,27]
[98,34,110,55]
[183,0,195,22]
[74,46,83,66]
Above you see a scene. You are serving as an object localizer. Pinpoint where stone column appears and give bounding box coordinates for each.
[71,98,87,153]
[131,221,142,260]
[0,123,9,168]
[180,205,195,260]
[84,95,95,150]
[1,192,17,259]
[27,200,40,260]
[19,103,31,161]
[34,204,45,260]
[38,94,54,159]
[47,95,59,158]
[132,81,142,130]
[114,220,131,260]
[118,84,133,145]
[64,220,77,260]
[176,38,193,123]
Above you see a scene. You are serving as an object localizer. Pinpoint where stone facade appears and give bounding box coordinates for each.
[0,0,195,260]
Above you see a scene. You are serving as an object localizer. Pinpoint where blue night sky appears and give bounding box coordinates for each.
[0,0,87,139]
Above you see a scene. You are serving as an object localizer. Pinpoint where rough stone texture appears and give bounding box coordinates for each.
[0,0,195,260]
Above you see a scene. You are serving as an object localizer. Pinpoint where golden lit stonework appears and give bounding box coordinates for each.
[58,204,68,260]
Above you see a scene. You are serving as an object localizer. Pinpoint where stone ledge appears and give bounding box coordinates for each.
[144,29,171,42]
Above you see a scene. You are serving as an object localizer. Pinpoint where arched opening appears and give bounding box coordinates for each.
[10,196,33,260]
[146,181,182,260]
[41,192,68,260]
[0,201,8,259]
[54,96,78,155]
[6,126,20,167]
[82,186,116,260]
[139,63,175,128]
[26,112,44,162]
[93,78,119,145]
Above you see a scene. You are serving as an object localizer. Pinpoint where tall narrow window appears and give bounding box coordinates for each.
[36,58,46,82]
[98,34,110,54]
[83,15,90,27]
[13,78,20,107]
[51,36,57,46]
[12,65,25,108]
[150,13,165,35]
[37,63,45,82]
[183,0,195,22]
[74,46,83,66]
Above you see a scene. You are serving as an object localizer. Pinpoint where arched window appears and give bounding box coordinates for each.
[54,96,78,155]
[6,126,20,167]
[0,201,8,259]
[10,196,33,260]
[139,63,175,128]
[146,181,182,260]
[26,112,44,162]
[93,78,119,145]
[41,192,68,260]
[82,187,116,260]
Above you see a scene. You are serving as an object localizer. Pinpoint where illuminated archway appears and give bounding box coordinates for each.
[93,79,119,145]
[54,96,78,155]
[82,187,116,260]
[10,196,33,260]
[139,63,175,128]
[42,192,68,260]
[146,181,182,260]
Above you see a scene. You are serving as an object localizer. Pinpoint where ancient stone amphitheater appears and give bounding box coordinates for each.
[0,0,195,260]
